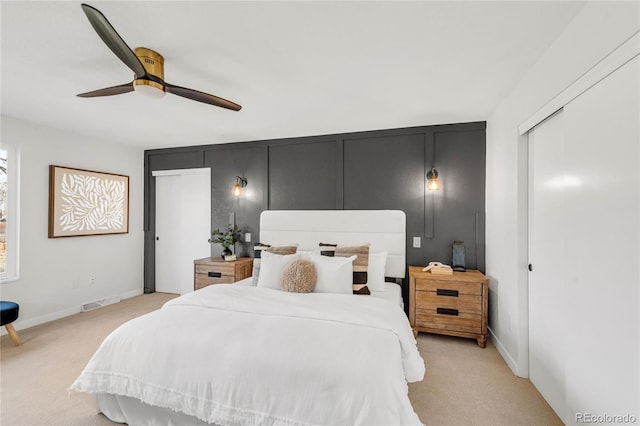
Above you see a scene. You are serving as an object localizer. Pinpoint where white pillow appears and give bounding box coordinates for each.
[297,250,316,261]
[309,253,356,295]
[367,251,388,292]
[256,251,301,291]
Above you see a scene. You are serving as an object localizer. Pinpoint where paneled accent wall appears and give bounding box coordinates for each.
[269,140,338,210]
[144,121,486,303]
[204,145,269,256]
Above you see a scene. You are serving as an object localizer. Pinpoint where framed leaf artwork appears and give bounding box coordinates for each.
[48,165,129,238]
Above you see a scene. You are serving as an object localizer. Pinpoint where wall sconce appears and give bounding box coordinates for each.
[232,176,247,196]
[426,167,441,191]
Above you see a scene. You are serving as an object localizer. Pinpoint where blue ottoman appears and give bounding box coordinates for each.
[1,301,22,346]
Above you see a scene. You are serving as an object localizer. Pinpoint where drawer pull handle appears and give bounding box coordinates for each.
[208,272,222,278]
[437,307,459,316]
[437,289,459,297]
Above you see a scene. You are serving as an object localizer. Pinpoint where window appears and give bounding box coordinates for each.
[0,145,20,282]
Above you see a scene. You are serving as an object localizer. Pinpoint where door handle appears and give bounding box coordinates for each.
[528,264,533,272]
[156,237,159,241]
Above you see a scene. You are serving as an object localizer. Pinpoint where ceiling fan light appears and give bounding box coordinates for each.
[133,79,165,99]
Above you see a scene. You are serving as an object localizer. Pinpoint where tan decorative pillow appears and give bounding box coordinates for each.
[281,259,317,293]
[252,243,298,285]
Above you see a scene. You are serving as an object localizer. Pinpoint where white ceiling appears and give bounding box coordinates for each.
[1,1,585,150]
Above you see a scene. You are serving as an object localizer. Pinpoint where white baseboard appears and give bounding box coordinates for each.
[5,305,82,334]
[119,288,145,300]
[488,326,526,378]
[1,288,145,335]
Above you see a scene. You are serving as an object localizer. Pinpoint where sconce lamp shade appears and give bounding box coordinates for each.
[426,167,441,191]
[232,176,247,196]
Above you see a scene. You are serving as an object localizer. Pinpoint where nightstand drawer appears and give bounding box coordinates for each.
[195,263,235,277]
[415,278,482,296]
[195,274,234,290]
[416,309,482,334]
[416,291,482,315]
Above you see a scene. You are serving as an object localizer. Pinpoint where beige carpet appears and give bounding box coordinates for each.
[0,293,561,426]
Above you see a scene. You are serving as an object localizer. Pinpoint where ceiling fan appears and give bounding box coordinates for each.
[77,3,241,111]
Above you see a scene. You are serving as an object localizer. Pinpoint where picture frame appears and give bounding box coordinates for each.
[48,165,129,238]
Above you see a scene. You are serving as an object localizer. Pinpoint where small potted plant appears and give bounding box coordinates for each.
[208,224,242,260]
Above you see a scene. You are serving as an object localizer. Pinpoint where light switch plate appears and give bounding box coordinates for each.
[244,233,251,243]
[413,237,421,248]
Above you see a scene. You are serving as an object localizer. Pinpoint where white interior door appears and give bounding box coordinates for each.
[528,109,567,422]
[528,56,639,424]
[561,56,639,420]
[156,174,181,294]
[155,168,211,294]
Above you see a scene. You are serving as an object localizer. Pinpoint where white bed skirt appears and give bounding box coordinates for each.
[97,394,213,425]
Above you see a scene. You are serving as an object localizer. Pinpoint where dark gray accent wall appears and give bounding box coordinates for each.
[204,145,268,258]
[343,132,426,268]
[429,129,486,272]
[143,122,486,305]
[269,140,338,210]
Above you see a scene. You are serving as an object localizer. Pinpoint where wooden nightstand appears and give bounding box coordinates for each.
[409,266,488,347]
[193,257,253,290]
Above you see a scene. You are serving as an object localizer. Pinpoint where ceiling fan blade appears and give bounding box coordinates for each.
[81,4,147,79]
[77,82,134,98]
[165,83,241,111]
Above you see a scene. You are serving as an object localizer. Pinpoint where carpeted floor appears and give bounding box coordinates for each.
[0,293,561,426]
[409,335,561,425]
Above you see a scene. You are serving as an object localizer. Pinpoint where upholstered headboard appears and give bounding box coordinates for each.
[259,210,406,279]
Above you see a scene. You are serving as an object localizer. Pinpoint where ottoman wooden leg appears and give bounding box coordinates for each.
[5,323,22,346]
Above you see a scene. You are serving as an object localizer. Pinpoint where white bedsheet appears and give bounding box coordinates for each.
[71,284,424,425]
[71,284,424,426]
[372,282,403,308]
[236,277,404,309]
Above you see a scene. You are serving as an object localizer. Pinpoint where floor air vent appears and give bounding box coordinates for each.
[81,296,121,312]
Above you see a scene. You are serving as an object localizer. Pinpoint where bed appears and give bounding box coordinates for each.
[71,210,425,425]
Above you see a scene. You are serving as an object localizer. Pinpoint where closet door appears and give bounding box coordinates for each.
[529,56,639,423]
[528,109,567,422]
[562,56,639,419]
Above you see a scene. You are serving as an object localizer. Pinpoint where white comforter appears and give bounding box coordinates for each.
[71,285,425,425]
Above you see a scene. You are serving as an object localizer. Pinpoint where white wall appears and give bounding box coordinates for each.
[486,1,640,376]
[0,115,144,331]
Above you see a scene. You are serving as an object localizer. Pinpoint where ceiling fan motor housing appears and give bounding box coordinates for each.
[133,47,165,92]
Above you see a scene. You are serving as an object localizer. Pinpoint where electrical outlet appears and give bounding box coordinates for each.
[413,237,421,248]
[89,275,96,285]
[244,232,251,243]
[72,279,80,289]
